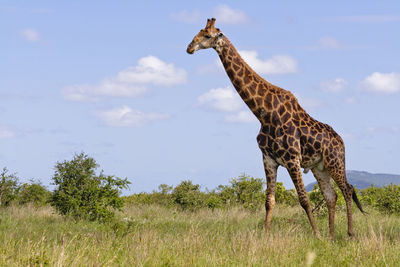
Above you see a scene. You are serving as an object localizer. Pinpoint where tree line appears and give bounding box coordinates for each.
[1,152,400,223]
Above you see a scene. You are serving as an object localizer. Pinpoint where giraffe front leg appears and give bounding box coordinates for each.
[287,160,320,237]
[262,153,278,234]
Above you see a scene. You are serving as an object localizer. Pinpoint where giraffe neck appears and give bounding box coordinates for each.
[214,37,269,121]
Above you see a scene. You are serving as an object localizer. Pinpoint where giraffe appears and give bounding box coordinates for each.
[187,18,365,240]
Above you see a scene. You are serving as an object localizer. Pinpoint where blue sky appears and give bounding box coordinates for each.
[1,1,400,193]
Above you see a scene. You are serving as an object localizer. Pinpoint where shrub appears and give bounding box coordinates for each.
[18,180,51,206]
[215,184,235,206]
[0,167,19,207]
[275,182,297,206]
[218,174,265,210]
[359,184,383,206]
[50,153,130,222]
[308,182,346,216]
[204,191,223,210]
[172,180,205,210]
[374,184,400,215]
[124,184,174,206]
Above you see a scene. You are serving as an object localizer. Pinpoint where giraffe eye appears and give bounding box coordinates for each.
[204,35,211,39]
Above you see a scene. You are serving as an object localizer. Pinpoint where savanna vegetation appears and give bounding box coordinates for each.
[1,153,400,266]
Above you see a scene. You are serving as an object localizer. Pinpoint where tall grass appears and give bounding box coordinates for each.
[0,204,399,266]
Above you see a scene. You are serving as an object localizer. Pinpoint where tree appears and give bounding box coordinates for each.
[50,153,130,222]
[375,184,400,215]
[0,167,19,207]
[18,180,51,206]
[309,182,346,216]
[217,174,265,210]
[172,180,204,210]
[275,182,297,206]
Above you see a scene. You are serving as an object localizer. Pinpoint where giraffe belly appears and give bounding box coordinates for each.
[257,131,324,171]
[301,154,324,173]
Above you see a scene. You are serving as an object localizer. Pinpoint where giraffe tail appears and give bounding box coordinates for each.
[351,185,367,214]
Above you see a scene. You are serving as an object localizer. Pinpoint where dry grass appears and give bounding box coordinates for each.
[0,204,399,266]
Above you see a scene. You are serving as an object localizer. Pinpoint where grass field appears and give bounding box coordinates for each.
[0,204,399,266]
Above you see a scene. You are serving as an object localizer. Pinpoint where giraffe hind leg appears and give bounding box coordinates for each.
[311,167,337,240]
[324,151,356,238]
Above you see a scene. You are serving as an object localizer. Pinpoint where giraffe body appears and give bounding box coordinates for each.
[187,18,364,240]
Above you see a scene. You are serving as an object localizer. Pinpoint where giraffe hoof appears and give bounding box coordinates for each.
[314,231,322,240]
[348,234,357,241]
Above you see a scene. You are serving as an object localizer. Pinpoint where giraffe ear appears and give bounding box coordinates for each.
[217,32,224,38]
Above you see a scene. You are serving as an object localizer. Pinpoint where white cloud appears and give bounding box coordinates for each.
[198,87,257,124]
[117,56,187,86]
[359,72,400,94]
[213,5,249,24]
[170,9,202,24]
[62,56,187,101]
[224,111,257,123]
[0,126,14,139]
[198,87,243,112]
[320,78,348,92]
[20,29,39,42]
[95,106,169,127]
[238,51,298,74]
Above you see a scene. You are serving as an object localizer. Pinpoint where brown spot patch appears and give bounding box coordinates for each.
[278,105,286,116]
[257,84,265,96]
[246,99,256,109]
[257,134,267,147]
[273,95,280,109]
[282,112,290,123]
[272,111,281,125]
[239,90,249,100]
[300,127,309,135]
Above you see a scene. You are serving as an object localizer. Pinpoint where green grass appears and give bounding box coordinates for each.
[0,204,400,266]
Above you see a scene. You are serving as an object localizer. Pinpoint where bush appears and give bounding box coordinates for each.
[218,174,265,210]
[51,153,130,222]
[18,181,51,206]
[204,191,223,210]
[360,184,383,206]
[308,182,346,216]
[124,184,174,206]
[374,184,400,215]
[172,180,205,211]
[0,167,19,207]
[275,182,297,206]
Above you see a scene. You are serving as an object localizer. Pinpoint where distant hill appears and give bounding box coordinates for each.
[305,170,400,191]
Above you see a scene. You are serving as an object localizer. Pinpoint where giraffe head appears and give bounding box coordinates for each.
[186,18,224,54]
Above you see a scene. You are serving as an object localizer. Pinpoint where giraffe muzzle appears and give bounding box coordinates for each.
[186,44,195,54]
